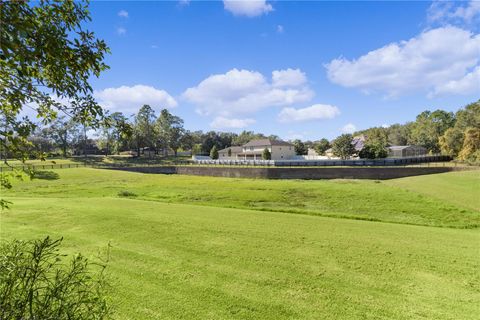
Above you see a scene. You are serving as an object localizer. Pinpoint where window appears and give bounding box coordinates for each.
[289,147,291,150]
[250,147,254,151]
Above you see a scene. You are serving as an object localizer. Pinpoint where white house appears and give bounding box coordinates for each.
[236,139,295,160]
[218,146,243,159]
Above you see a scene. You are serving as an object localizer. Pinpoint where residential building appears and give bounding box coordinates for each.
[218,146,243,159]
[232,139,296,160]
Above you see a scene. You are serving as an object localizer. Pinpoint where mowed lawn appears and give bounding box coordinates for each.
[4,168,480,228]
[1,168,479,319]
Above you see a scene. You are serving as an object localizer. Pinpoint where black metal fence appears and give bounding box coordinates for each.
[0,163,85,172]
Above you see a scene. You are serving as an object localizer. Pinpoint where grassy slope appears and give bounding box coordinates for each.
[4,168,479,228]
[385,170,480,211]
[1,198,479,320]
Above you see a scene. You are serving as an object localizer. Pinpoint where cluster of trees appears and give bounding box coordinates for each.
[20,109,286,158]
[303,101,479,161]
[17,100,479,163]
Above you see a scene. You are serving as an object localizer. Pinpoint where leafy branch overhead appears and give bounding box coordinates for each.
[0,0,111,207]
[0,0,110,158]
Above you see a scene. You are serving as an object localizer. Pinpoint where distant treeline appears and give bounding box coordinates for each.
[8,100,480,163]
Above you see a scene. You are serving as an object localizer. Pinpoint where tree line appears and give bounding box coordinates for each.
[307,100,479,162]
[13,100,480,163]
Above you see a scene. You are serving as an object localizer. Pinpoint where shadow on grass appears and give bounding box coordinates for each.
[32,170,60,180]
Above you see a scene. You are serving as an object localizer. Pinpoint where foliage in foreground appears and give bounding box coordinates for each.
[0,237,110,320]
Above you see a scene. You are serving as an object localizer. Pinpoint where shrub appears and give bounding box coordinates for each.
[118,190,137,197]
[262,147,271,160]
[359,143,388,159]
[210,146,219,160]
[0,237,110,320]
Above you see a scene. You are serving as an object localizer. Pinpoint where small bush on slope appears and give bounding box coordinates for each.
[0,237,110,320]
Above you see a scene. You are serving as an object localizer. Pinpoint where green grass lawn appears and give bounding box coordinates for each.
[4,168,479,228]
[1,168,479,319]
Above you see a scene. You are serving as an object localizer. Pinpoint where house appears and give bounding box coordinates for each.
[218,146,243,159]
[388,145,427,158]
[236,139,295,160]
[304,148,331,160]
[307,148,319,157]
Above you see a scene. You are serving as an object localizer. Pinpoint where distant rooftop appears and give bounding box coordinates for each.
[218,146,243,153]
[243,139,293,147]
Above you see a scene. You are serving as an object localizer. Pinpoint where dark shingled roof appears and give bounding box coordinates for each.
[218,146,243,153]
[243,139,293,147]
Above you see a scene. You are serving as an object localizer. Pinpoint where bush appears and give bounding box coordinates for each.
[0,237,110,320]
[118,190,137,197]
[262,147,271,160]
[359,143,388,159]
[210,146,219,160]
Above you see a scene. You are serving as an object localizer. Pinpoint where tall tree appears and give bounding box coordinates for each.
[314,138,331,156]
[365,127,388,146]
[133,105,156,156]
[409,110,455,153]
[455,100,480,131]
[44,117,80,157]
[439,128,464,157]
[458,128,480,162]
[232,131,263,146]
[201,131,233,153]
[97,112,130,155]
[293,139,307,155]
[180,130,195,156]
[332,134,355,160]
[387,123,410,146]
[156,109,185,157]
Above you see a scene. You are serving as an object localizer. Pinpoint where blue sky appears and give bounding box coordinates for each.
[86,0,480,140]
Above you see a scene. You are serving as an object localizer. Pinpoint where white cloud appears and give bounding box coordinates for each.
[182,68,314,117]
[278,104,340,123]
[118,10,129,18]
[223,0,273,17]
[325,26,480,97]
[178,0,190,6]
[277,25,284,33]
[95,85,178,114]
[428,1,480,25]
[272,68,307,87]
[341,123,356,134]
[432,65,480,96]
[210,116,256,129]
[116,27,126,35]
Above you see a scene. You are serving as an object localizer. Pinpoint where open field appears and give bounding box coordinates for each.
[1,168,479,319]
[0,156,191,169]
[4,168,479,228]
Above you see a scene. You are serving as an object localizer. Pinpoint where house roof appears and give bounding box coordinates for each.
[352,135,367,151]
[243,139,293,147]
[218,146,243,153]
